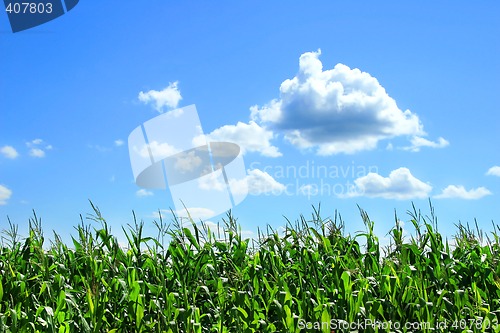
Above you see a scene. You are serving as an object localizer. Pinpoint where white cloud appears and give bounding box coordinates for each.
[89,140,123,152]
[29,148,45,158]
[31,138,43,145]
[197,168,284,196]
[89,144,111,153]
[198,121,281,157]
[26,139,51,158]
[403,136,449,152]
[173,207,216,220]
[1,145,19,159]
[250,50,442,155]
[138,81,182,113]
[250,99,282,123]
[486,166,500,177]
[0,185,12,205]
[434,185,492,200]
[136,189,154,197]
[198,172,227,192]
[174,151,202,173]
[231,169,286,195]
[134,141,179,160]
[346,167,432,200]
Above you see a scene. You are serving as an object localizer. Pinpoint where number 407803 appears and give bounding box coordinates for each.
[5,2,53,14]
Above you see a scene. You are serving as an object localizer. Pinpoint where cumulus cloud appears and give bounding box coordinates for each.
[231,169,286,195]
[172,207,216,220]
[197,172,227,192]
[434,185,492,200]
[345,167,432,200]
[134,141,179,160]
[198,168,284,196]
[0,145,18,159]
[186,51,446,157]
[250,49,447,155]
[29,148,45,158]
[138,82,182,113]
[90,140,124,152]
[196,121,281,157]
[136,189,154,197]
[0,185,12,205]
[88,144,111,153]
[486,166,500,177]
[403,136,449,152]
[174,151,203,173]
[26,139,51,158]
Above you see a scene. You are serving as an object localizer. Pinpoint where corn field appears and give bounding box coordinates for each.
[1,202,500,332]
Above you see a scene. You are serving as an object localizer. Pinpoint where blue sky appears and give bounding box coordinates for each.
[1,1,499,246]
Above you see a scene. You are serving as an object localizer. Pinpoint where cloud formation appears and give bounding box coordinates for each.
[26,139,51,158]
[0,145,18,159]
[230,169,286,195]
[134,141,179,160]
[173,207,216,220]
[29,148,45,158]
[198,168,285,196]
[250,50,445,155]
[138,82,182,113]
[136,189,154,197]
[434,185,492,200]
[0,185,12,205]
[486,166,500,177]
[174,151,203,173]
[346,167,432,200]
[403,136,449,152]
[199,121,281,157]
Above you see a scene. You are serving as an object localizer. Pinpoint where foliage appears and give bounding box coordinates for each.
[1,202,500,332]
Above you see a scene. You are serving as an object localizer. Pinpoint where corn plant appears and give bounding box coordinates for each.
[1,202,500,332]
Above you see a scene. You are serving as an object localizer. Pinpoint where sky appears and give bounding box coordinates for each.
[1,1,499,247]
